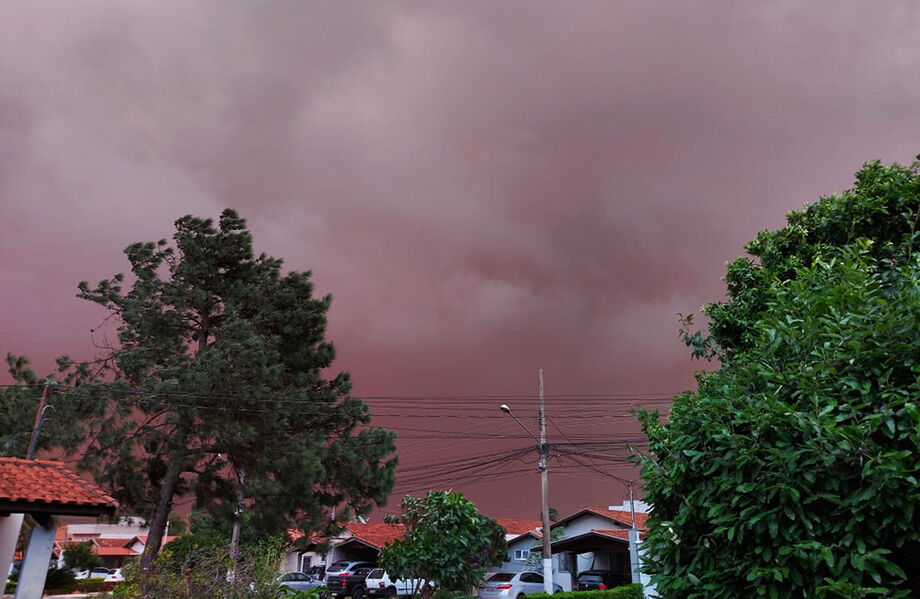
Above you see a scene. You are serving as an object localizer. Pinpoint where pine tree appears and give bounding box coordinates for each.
[53,209,396,571]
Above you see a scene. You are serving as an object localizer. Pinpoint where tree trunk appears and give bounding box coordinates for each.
[140,460,181,572]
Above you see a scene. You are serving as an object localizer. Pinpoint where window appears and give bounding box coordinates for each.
[513,549,530,561]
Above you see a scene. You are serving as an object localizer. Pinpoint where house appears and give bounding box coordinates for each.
[284,517,545,577]
[284,522,405,574]
[0,458,118,599]
[537,503,650,590]
[52,524,179,569]
[492,518,542,573]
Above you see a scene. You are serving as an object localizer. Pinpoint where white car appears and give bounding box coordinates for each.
[104,568,125,583]
[75,567,113,580]
[477,572,560,599]
[364,568,430,598]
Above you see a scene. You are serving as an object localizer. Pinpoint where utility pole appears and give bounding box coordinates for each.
[538,369,553,595]
[626,480,640,585]
[499,369,554,594]
[26,382,54,460]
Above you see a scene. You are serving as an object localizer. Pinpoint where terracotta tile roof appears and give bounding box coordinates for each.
[0,458,117,515]
[495,518,543,535]
[592,528,647,542]
[587,507,649,529]
[287,529,327,544]
[96,546,139,556]
[552,506,648,531]
[95,538,129,548]
[343,522,405,549]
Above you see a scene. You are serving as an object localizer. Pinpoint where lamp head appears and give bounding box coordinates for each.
[500,404,512,414]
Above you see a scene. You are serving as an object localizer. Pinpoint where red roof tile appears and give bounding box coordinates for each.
[0,458,117,513]
[587,507,649,529]
[495,518,543,535]
[592,528,647,542]
[343,522,405,549]
[96,546,139,556]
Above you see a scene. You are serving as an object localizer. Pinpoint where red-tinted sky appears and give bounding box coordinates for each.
[2,1,919,520]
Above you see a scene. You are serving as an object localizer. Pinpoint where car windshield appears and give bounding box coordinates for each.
[578,574,604,582]
[487,573,515,582]
[368,569,384,578]
[327,563,349,573]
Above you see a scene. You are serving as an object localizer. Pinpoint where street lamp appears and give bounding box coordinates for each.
[500,369,553,594]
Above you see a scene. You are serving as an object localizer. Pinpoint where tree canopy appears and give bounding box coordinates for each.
[381,491,507,599]
[22,209,397,569]
[640,159,920,598]
[62,541,101,572]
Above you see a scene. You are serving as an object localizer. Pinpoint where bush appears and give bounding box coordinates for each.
[528,586,644,599]
[63,540,102,571]
[112,536,284,599]
[43,565,77,594]
[74,579,116,593]
[640,159,920,598]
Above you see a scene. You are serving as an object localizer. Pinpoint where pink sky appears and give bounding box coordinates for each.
[2,1,919,519]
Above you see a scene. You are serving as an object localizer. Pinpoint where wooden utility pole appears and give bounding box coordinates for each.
[26,383,52,460]
[538,369,553,594]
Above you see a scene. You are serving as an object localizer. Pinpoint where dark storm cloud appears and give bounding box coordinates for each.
[2,1,920,513]
[3,0,920,385]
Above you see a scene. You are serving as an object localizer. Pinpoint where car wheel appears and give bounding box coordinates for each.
[384,588,396,599]
[517,594,525,599]
[353,587,364,599]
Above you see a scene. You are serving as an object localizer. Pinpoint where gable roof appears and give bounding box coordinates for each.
[343,522,405,549]
[551,506,648,530]
[0,458,117,516]
[495,518,543,535]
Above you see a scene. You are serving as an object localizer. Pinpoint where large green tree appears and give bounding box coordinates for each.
[640,158,920,598]
[381,491,507,599]
[45,209,396,570]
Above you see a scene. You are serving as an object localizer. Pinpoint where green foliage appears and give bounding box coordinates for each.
[73,579,115,593]
[32,209,396,563]
[641,159,920,598]
[381,491,508,599]
[284,586,330,599]
[702,158,920,358]
[527,586,644,599]
[167,511,189,536]
[43,565,77,593]
[63,540,102,571]
[114,536,283,599]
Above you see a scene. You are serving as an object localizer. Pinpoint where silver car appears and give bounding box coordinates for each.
[477,572,559,599]
[279,572,326,593]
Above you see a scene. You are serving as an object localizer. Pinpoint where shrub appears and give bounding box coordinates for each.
[528,586,644,599]
[63,540,102,571]
[74,579,116,593]
[113,536,283,599]
[43,565,77,594]
[640,158,920,598]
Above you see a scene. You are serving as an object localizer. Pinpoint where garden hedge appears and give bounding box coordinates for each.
[527,585,644,599]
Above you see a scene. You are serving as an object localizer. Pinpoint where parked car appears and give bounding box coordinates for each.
[573,570,629,591]
[278,571,326,593]
[477,571,561,599]
[104,568,125,583]
[75,567,113,580]
[364,568,430,598]
[327,565,375,599]
[324,561,376,583]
